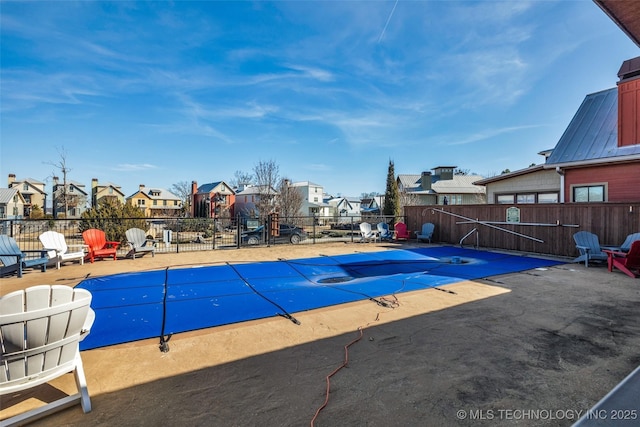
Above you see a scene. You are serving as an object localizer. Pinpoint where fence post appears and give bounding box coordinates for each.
[351,217,354,243]
[313,214,317,244]
[236,214,241,249]
[176,218,180,253]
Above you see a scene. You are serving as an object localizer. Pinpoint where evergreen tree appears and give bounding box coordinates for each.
[79,199,146,243]
[383,160,400,219]
[29,205,45,219]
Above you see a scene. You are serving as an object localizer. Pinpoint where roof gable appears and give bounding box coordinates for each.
[0,188,21,204]
[64,182,88,195]
[197,181,234,195]
[10,178,47,195]
[96,184,125,197]
[397,174,421,190]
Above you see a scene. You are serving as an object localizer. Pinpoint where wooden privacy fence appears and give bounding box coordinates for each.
[404,203,640,259]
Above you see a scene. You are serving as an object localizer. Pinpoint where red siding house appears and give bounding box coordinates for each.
[543,58,640,203]
[476,57,640,204]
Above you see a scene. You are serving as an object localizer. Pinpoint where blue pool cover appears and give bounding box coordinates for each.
[77,247,561,350]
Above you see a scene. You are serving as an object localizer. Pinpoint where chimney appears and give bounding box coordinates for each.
[92,178,98,188]
[421,172,432,191]
[191,181,198,217]
[432,166,455,181]
[8,174,15,187]
[617,56,640,147]
[139,184,145,191]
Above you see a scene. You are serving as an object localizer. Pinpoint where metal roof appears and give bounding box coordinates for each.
[397,173,484,194]
[197,182,222,194]
[545,88,640,167]
[432,175,486,194]
[397,174,421,190]
[127,188,180,200]
[143,188,180,200]
[235,185,277,196]
[0,188,19,204]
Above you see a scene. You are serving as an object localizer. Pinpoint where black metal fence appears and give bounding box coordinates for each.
[1,214,406,257]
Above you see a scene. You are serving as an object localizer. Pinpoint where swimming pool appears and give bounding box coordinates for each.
[77,247,561,350]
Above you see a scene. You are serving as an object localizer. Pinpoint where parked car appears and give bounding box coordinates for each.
[239,224,307,245]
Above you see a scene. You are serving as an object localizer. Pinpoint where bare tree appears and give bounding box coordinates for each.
[171,181,191,217]
[229,170,253,190]
[252,160,279,218]
[360,191,379,199]
[276,177,303,223]
[399,190,420,218]
[45,147,71,218]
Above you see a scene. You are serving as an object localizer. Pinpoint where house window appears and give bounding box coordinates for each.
[109,188,113,194]
[153,200,158,206]
[497,193,558,204]
[138,199,145,206]
[441,195,461,205]
[573,185,605,202]
[516,194,536,204]
[163,200,167,206]
[23,184,28,191]
[538,193,559,203]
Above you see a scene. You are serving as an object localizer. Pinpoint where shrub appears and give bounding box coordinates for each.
[79,199,147,243]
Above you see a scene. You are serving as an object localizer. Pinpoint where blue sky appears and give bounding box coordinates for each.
[1,1,638,199]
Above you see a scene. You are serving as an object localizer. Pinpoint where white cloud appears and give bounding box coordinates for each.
[113,163,158,172]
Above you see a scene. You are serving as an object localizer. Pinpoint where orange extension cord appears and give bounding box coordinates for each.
[310,295,399,426]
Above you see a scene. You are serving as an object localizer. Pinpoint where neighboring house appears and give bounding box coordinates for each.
[360,196,383,215]
[234,184,277,220]
[474,58,640,204]
[127,185,182,217]
[398,166,486,205]
[191,181,235,219]
[290,181,331,218]
[326,196,362,222]
[0,187,26,219]
[52,177,88,218]
[7,174,47,218]
[91,178,126,206]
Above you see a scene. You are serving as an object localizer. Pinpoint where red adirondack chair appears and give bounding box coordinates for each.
[82,229,120,263]
[603,240,640,278]
[394,222,411,241]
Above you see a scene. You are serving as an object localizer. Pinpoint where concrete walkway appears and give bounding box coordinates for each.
[2,243,639,426]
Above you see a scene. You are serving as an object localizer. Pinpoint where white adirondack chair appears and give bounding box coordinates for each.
[38,231,86,269]
[359,222,378,243]
[0,285,94,426]
[125,228,156,259]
